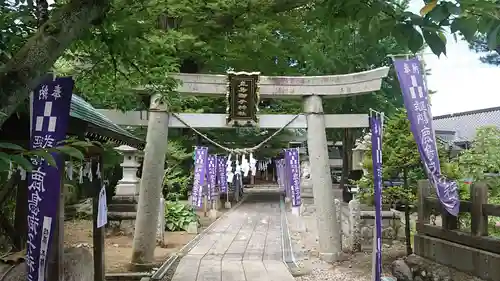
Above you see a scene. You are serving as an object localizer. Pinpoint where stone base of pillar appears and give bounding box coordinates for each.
[107,196,138,236]
[115,182,139,197]
[213,197,222,210]
[291,206,301,216]
[285,197,292,211]
[319,252,342,263]
[208,209,218,220]
[187,222,199,234]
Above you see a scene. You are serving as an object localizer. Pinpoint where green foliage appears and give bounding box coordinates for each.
[357,110,421,205]
[164,200,199,231]
[454,126,500,235]
[357,110,453,205]
[163,140,193,199]
[470,34,500,66]
[0,139,99,173]
[458,126,500,188]
[3,0,500,129]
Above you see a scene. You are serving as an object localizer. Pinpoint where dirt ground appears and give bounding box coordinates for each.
[64,208,228,273]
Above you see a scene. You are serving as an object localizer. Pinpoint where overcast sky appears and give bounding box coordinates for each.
[408,0,500,117]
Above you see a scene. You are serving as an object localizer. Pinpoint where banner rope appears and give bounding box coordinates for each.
[171,113,301,154]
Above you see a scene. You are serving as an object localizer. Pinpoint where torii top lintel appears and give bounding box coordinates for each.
[170,67,389,98]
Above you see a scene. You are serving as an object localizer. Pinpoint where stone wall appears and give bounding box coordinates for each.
[0,247,94,281]
[340,200,404,251]
[391,254,484,281]
[301,199,404,252]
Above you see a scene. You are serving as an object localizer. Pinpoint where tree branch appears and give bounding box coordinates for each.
[0,0,111,127]
[216,0,312,30]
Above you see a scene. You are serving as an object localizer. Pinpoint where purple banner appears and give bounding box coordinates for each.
[394,57,460,216]
[284,159,291,198]
[207,155,217,202]
[192,147,208,208]
[370,115,383,281]
[285,148,302,207]
[28,77,74,281]
[217,156,228,193]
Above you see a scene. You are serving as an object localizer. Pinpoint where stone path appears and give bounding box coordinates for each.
[171,191,294,281]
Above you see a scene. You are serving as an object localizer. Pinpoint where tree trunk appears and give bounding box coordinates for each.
[0,0,111,126]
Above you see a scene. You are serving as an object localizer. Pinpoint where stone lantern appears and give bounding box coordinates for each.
[352,133,371,173]
[114,145,141,196]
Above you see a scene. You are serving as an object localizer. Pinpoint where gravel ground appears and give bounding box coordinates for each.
[287,209,406,281]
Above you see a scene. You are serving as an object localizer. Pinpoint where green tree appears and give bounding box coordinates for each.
[455,126,500,235]
[163,140,193,199]
[458,126,500,193]
[357,110,455,205]
[2,0,500,127]
[470,34,500,66]
[357,111,423,205]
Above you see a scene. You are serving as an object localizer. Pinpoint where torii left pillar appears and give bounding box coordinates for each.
[131,94,169,268]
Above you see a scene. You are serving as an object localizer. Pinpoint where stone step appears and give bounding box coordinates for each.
[108,212,137,221]
[108,204,137,213]
[111,196,138,204]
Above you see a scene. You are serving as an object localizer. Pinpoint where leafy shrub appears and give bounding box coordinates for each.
[164,201,199,231]
[456,126,500,236]
[163,140,193,199]
[356,110,453,206]
[165,192,181,201]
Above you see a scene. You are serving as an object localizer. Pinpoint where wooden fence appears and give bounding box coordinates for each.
[417,179,500,255]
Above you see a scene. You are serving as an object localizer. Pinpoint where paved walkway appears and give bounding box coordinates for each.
[171,191,295,281]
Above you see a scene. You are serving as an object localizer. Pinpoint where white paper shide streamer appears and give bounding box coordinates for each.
[241,154,249,177]
[226,154,234,183]
[235,158,241,175]
[97,185,108,228]
[249,153,257,176]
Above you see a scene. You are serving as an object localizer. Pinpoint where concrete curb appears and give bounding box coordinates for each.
[279,195,303,276]
[150,196,248,280]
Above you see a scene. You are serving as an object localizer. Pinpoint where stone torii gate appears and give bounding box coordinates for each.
[117,67,389,266]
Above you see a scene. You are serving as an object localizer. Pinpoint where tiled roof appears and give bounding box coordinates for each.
[433,106,500,142]
[71,95,144,149]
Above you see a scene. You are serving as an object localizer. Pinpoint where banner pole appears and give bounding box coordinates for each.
[369,111,383,281]
[371,111,377,281]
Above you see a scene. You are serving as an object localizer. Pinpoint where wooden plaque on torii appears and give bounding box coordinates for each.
[226,71,260,127]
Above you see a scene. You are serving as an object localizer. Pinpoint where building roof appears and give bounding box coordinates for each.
[71,95,145,149]
[433,106,500,142]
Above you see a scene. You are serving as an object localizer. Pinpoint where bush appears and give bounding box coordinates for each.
[356,110,454,206]
[163,141,193,199]
[165,192,181,201]
[164,201,199,231]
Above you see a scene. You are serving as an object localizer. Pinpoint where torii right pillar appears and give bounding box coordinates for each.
[302,67,389,262]
[304,94,341,262]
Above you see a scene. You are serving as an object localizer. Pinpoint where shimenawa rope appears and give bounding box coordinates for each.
[171,113,301,154]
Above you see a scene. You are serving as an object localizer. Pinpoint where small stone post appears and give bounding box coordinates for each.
[156,198,165,246]
[348,199,361,252]
[131,94,169,268]
[304,95,342,262]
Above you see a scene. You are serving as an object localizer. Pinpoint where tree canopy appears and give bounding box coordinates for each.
[2,0,500,127]
[470,34,500,66]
